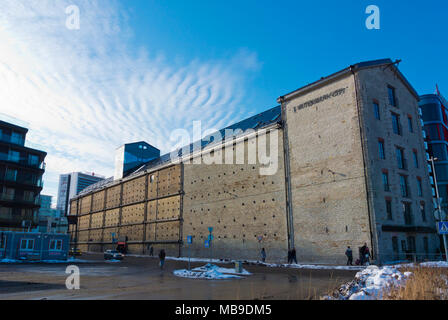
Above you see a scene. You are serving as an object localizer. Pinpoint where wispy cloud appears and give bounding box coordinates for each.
[0,0,261,199]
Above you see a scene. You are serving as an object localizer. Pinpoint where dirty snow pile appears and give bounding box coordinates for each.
[173,263,251,280]
[325,265,412,300]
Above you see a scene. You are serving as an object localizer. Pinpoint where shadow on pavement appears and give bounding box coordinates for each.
[0,280,66,294]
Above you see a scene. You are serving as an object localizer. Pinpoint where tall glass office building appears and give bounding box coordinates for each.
[420,90,448,209]
[56,172,105,216]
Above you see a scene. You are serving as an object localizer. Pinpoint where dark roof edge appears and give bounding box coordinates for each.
[277,59,419,103]
[25,146,47,156]
[72,120,282,200]
[0,120,29,133]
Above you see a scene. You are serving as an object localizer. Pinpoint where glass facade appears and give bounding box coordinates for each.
[420,93,448,211]
[0,128,25,146]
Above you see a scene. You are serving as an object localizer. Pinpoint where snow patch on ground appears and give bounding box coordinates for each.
[0,257,89,264]
[259,262,365,271]
[325,265,412,300]
[167,256,226,264]
[105,259,122,263]
[173,263,250,280]
[125,254,366,271]
[420,261,448,268]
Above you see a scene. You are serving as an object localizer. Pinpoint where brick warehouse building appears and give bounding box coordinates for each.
[69,59,440,264]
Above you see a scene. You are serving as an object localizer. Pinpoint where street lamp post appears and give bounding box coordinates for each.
[428,157,448,262]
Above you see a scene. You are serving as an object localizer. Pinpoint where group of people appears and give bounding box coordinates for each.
[345,243,370,266]
[155,244,370,269]
[259,247,298,264]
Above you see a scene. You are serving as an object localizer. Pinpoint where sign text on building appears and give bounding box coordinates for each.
[293,87,347,113]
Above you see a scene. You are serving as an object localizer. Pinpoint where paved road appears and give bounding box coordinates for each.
[0,254,358,300]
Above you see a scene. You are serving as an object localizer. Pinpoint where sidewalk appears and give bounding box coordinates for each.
[124,253,366,271]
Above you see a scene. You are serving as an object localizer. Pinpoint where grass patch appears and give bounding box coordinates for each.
[385,266,448,300]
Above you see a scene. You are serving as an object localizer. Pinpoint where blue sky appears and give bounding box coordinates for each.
[0,0,446,203]
[127,0,448,102]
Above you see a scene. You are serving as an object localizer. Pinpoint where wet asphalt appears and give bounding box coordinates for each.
[0,253,358,300]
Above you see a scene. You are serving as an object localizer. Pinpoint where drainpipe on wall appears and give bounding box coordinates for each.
[279,96,295,253]
[350,66,379,264]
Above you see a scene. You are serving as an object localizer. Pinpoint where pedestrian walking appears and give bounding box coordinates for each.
[345,246,353,266]
[149,246,154,257]
[364,246,370,265]
[290,247,297,264]
[159,249,166,269]
[261,248,266,263]
[287,249,292,264]
[359,243,367,265]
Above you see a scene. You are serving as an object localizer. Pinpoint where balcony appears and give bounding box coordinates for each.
[1,172,44,188]
[0,134,25,147]
[0,194,40,205]
[0,152,45,170]
[0,215,38,228]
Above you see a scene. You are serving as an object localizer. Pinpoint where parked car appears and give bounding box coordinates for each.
[69,247,82,256]
[104,250,124,260]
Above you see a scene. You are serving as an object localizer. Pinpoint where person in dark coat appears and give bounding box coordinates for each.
[261,248,266,263]
[159,249,166,269]
[287,249,292,264]
[345,246,353,266]
[149,246,154,257]
[360,243,367,265]
[290,248,297,264]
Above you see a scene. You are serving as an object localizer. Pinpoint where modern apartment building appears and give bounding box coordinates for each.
[56,172,105,216]
[0,119,46,231]
[69,59,439,264]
